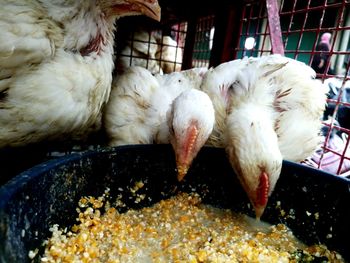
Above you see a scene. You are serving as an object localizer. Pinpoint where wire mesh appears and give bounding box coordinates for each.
[192,15,216,68]
[115,19,187,74]
[115,15,216,72]
[235,0,350,177]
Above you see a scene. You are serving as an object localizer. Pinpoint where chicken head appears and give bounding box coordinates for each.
[168,89,215,181]
[225,103,282,219]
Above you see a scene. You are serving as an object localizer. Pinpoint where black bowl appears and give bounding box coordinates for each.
[0,145,349,262]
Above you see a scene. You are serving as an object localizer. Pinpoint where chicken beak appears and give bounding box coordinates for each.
[254,205,266,220]
[131,0,161,21]
[237,170,269,220]
[175,124,199,182]
[245,191,268,220]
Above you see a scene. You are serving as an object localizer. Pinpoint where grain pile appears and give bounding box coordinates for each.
[34,191,344,262]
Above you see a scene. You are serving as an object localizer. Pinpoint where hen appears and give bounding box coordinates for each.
[117,29,182,75]
[117,29,162,74]
[155,34,183,73]
[104,66,214,181]
[200,55,328,218]
[0,0,161,148]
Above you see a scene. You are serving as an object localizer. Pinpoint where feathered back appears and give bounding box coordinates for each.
[155,35,183,73]
[104,66,160,145]
[117,30,162,74]
[201,55,328,161]
[104,66,209,146]
[251,55,328,161]
[0,0,116,147]
[200,58,256,147]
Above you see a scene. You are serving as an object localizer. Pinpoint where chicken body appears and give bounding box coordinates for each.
[0,0,160,148]
[104,66,213,180]
[155,35,183,73]
[117,29,163,74]
[117,29,183,74]
[200,55,328,218]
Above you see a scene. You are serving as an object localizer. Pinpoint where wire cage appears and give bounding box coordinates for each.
[1,0,349,185]
[114,17,187,75]
[114,15,217,73]
[192,15,216,68]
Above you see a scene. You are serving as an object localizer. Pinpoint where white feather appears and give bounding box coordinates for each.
[155,35,183,73]
[0,0,160,148]
[117,30,162,74]
[104,66,211,146]
[200,54,328,216]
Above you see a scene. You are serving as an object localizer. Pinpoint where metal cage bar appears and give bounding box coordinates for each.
[115,18,187,75]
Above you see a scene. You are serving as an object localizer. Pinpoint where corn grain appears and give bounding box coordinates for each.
[36,192,344,262]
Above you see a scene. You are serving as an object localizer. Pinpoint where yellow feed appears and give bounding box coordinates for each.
[35,191,344,262]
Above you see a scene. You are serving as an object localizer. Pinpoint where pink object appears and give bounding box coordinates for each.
[320,32,331,50]
[302,133,350,177]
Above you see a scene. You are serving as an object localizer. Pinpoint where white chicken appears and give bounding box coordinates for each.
[200,55,328,218]
[117,29,163,74]
[0,0,161,148]
[155,35,183,73]
[117,30,183,75]
[104,66,214,181]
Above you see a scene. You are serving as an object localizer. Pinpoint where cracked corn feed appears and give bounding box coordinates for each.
[37,192,344,262]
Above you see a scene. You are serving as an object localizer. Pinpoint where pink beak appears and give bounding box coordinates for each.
[175,124,199,181]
